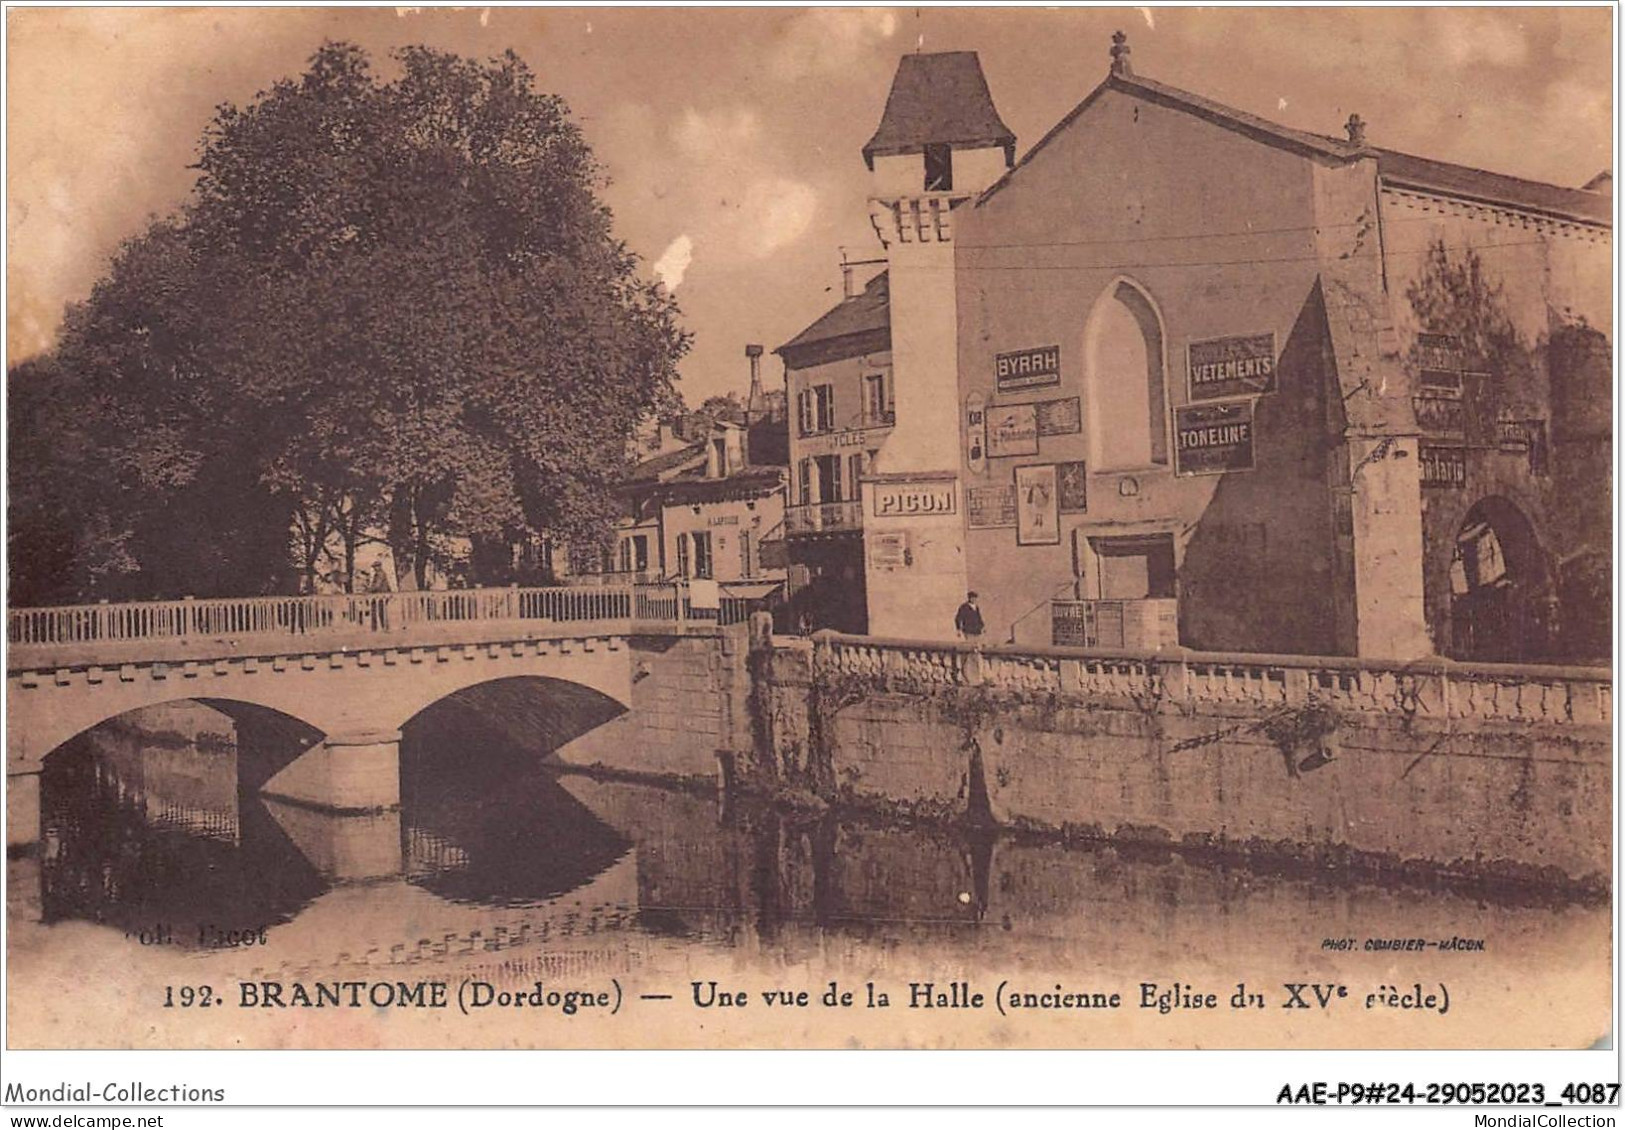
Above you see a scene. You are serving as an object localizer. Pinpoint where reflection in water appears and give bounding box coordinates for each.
[32,701,1609,994]
[39,726,325,943]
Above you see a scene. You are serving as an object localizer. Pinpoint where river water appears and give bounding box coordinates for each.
[5,703,1611,1049]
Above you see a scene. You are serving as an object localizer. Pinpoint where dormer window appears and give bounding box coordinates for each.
[924,143,953,192]
[711,437,728,477]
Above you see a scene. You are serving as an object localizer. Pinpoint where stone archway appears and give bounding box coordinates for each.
[1448,496,1555,662]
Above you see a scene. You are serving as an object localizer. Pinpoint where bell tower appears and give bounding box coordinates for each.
[860,51,1014,639]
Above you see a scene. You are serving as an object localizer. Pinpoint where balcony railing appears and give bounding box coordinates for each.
[785,499,865,536]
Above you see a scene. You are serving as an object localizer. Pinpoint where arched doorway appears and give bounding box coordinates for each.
[1448,497,1555,662]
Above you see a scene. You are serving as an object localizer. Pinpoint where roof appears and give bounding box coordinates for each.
[863,51,1015,168]
[656,466,787,503]
[1374,148,1612,225]
[775,270,891,368]
[624,442,704,485]
[981,70,1611,227]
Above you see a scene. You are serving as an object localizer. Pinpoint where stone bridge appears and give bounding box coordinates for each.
[6,585,750,849]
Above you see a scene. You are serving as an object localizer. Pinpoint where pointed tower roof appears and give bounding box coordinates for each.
[862,51,1015,169]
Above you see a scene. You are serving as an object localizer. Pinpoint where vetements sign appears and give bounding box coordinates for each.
[1187,333,1275,401]
[871,481,957,518]
[995,344,1061,391]
[1174,402,1255,475]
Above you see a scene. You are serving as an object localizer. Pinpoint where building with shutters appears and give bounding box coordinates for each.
[780,35,1610,662]
[571,347,790,606]
[775,266,893,632]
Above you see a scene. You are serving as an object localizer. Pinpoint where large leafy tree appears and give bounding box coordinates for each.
[9,42,687,602]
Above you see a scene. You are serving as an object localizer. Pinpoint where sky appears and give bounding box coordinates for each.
[6,6,1614,406]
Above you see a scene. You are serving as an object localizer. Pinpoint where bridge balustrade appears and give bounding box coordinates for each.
[6,585,709,667]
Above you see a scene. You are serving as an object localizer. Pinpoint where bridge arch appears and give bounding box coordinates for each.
[400,674,628,766]
[384,669,631,744]
[8,639,635,776]
[8,686,332,777]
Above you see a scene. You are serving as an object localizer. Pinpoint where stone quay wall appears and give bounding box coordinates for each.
[743,624,1611,892]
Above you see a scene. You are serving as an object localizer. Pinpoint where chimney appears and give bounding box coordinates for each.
[840,249,859,299]
[746,343,764,399]
[745,343,767,449]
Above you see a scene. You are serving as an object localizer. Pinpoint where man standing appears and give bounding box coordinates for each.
[955,591,985,641]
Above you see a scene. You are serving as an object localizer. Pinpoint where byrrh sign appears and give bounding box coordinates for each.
[1187,333,1276,401]
[995,344,1062,391]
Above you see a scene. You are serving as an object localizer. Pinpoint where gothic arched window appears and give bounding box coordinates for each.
[1085,280,1168,470]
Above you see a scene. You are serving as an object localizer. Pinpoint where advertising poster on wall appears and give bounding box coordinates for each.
[986,402,1040,458]
[1056,460,1089,513]
[1420,444,1469,488]
[1035,396,1083,436]
[867,529,911,570]
[967,484,1018,528]
[994,343,1061,392]
[1174,401,1256,476]
[965,390,987,475]
[871,479,957,518]
[1014,463,1061,546]
[1414,394,1468,438]
[1187,333,1276,401]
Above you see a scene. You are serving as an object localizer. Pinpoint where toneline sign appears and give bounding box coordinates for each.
[1174,402,1256,475]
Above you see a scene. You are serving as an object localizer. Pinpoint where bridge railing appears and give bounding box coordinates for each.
[810,631,1612,727]
[7,585,695,652]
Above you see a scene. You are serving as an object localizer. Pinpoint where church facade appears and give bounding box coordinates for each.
[779,35,1611,662]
